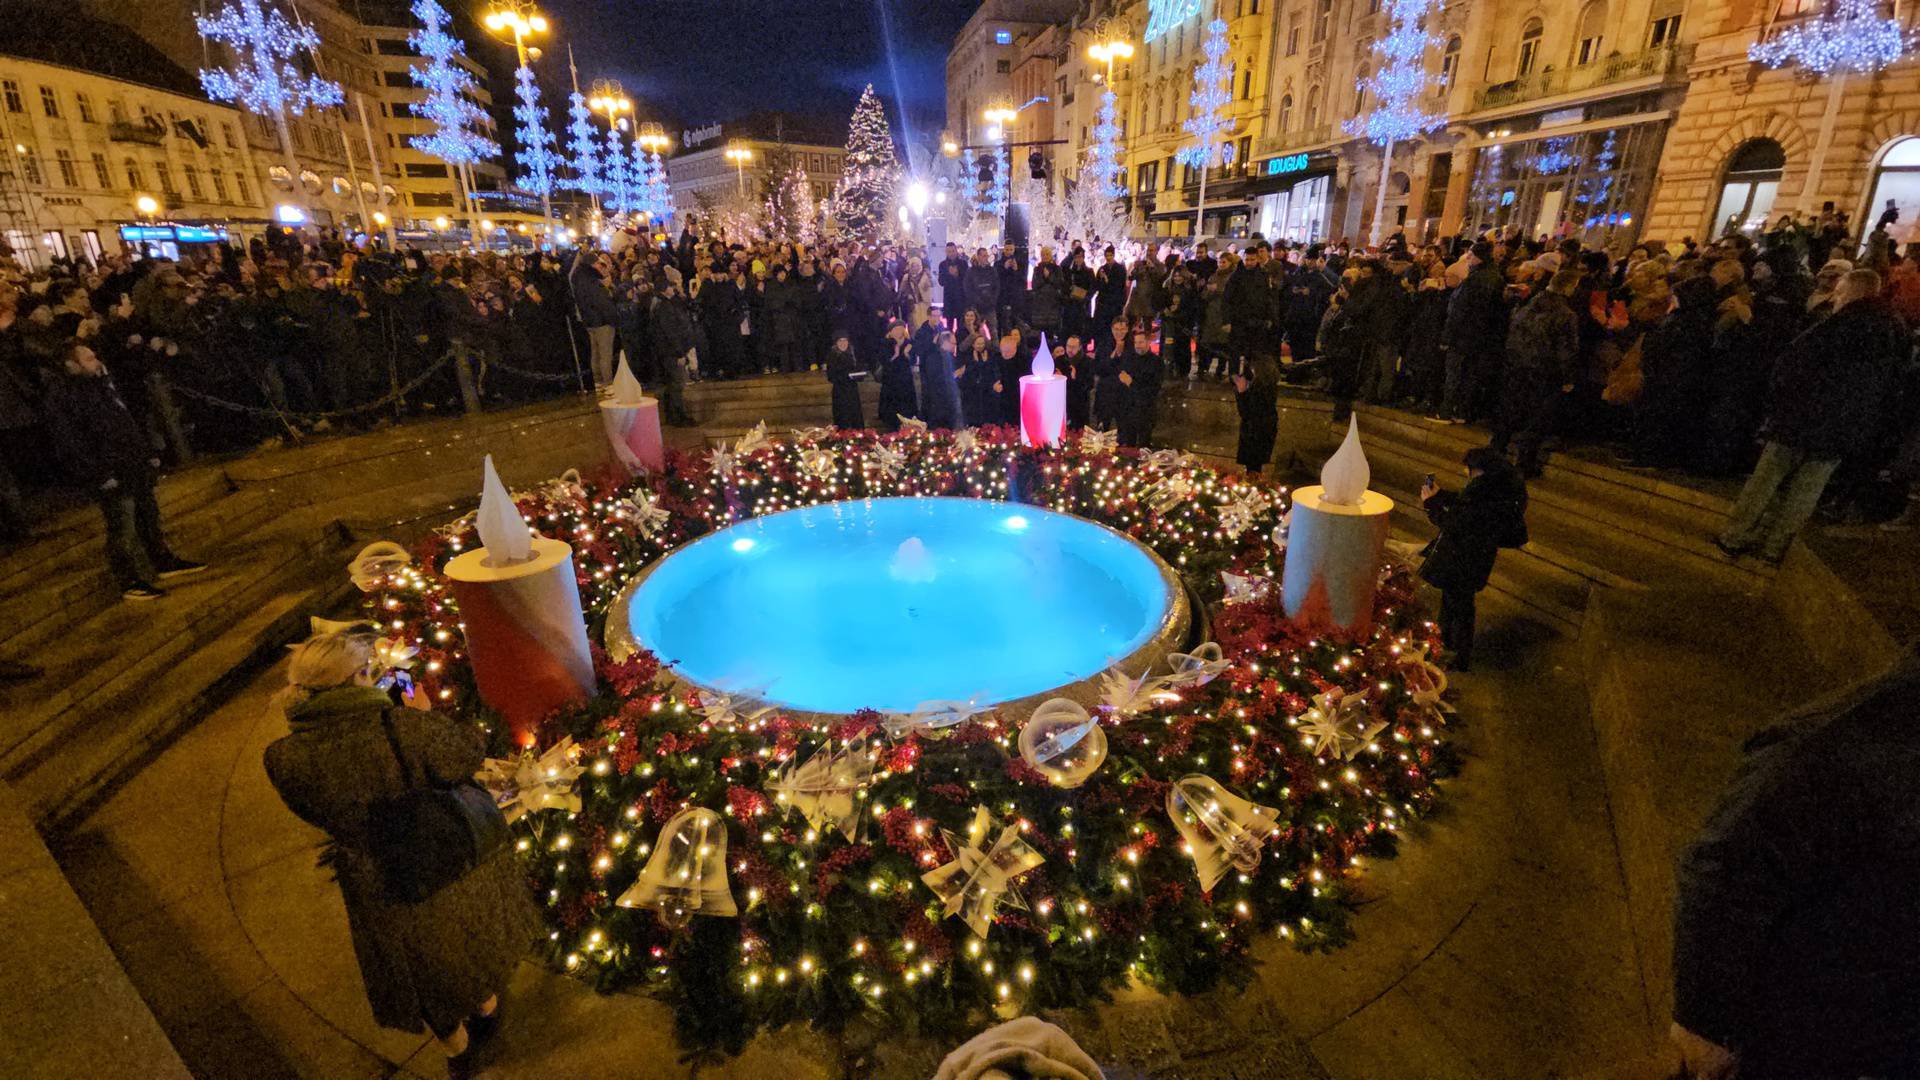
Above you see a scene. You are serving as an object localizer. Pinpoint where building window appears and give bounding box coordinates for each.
[1576,1,1607,65]
[1312,0,1332,43]
[211,167,228,201]
[1648,14,1682,48]
[54,148,77,187]
[1237,135,1252,172]
[155,161,174,194]
[1,80,21,113]
[382,70,412,88]
[1517,20,1543,77]
[994,29,1012,45]
[1713,138,1785,237]
[123,157,141,189]
[1163,154,1175,189]
[1441,35,1462,87]
[91,152,110,188]
[19,148,41,186]
[76,92,96,123]
[1278,93,1294,132]
[404,162,449,178]
[1286,15,1302,55]
[235,169,251,204]
[1864,137,1920,241]
[1241,67,1254,99]
[996,59,1011,74]
[184,163,203,198]
[1248,0,1260,12]
[1354,67,1370,114]
[38,85,59,118]
[1305,85,1321,128]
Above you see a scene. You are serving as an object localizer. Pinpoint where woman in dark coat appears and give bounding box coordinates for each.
[1419,448,1529,671]
[921,329,965,430]
[1234,354,1280,472]
[826,331,867,429]
[876,322,918,432]
[263,633,539,1076]
[958,333,1001,430]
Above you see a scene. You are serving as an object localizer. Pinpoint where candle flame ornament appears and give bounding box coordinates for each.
[616,807,737,929]
[1300,690,1387,761]
[1166,774,1282,892]
[1017,698,1108,788]
[921,805,1045,938]
[475,454,534,566]
[1019,332,1068,447]
[478,736,585,823]
[1164,642,1229,689]
[1320,416,1371,506]
[600,359,663,475]
[765,734,881,842]
[348,541,413,592]
[608,355,645,405]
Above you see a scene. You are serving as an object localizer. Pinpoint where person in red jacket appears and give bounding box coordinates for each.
[44,341,204,600]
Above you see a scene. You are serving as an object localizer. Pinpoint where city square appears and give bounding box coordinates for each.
[0,1,1917,1078]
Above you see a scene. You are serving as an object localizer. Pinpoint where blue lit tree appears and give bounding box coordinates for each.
[1749,0,1913,214]
[1175,18,1233,238]
[196,0,343,213]
[565,89,601,205]
[1345,0,1441,244]
[511,62,560,224]
[409,0,499,235]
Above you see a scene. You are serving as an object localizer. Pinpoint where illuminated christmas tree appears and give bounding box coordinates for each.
[407,0,499,167]
[1344,0,1442,243]
[511,63,560,207]
[196,0,343,210]
[833,84,901,242]
[1175,18,1233,238]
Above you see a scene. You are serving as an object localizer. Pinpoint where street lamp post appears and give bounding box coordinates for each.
[1086,29,1134,214]
[725,142,752,201]
[483,2,554,231]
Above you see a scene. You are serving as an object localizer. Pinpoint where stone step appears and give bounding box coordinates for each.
[0,528,347,829]
[0,485,285,655]
[0,467,235,596]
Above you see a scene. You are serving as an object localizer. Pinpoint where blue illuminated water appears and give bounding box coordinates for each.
[627,497,1173,714]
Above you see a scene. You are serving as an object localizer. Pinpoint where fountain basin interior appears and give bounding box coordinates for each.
[608,497,1185,715]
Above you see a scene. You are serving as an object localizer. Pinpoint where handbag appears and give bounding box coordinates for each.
[364,708,508,905]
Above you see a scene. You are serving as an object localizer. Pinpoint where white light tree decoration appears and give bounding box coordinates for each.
[196,0,344,215]
[1748,0,1915,213]
[986,143,1010,220]
[511,62,560,226]
[834,84,902,243]
[765,164,819,246]
[408,0,500,236]
[631,134,657,222]
[1176,18,1234,239]
[1345,0,1442,245]
[604,122,632,217]
[564,49,601,212]
[1088,83,1126,203]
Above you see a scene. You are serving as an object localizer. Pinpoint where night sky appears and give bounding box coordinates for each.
[532,0,975,145]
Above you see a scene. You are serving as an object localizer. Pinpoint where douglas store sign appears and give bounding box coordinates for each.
[1264,151,1334,177]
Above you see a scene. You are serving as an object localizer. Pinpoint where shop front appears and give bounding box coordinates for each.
[1462,114,1667,248]
[117,222,234,261]
[1248,151,1338,246]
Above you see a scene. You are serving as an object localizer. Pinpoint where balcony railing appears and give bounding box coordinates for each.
[1253,125,1332,158]
[1471,42,1693,113]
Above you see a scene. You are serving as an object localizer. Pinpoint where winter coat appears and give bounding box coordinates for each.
[957,345,1000,428]
[1125,258,1167,321]
[569,255,617,328]
[963,264,1000,320]
[1419,466,1528,594]
[877,341,919,431]
[1443,263,1509,357]
[1235,356,1280,468]
[826,346,866,429]
[649,294,702,361]
[897,268,932,326]
[1761,298,1906,459]
[44,370,154,488]
[263,687,541,1036]
[1117,344,1163,447]
[1200,272,1233,348]
[1504,290,1580,382]
[938,256,970,309]
[1027,261,1067,331]
[1092,262,1128,327]
[1225,262,1273,336]
[1672,656,1920,1077]
[922,347,965,430]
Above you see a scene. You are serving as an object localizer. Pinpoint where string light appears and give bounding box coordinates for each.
[1345,0,1443,147]
[1747,0,1911,74]
[197,0,344,118]
[511,62,561,198]
[408,0,501,166]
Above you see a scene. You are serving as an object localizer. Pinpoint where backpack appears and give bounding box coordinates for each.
[364,709,508,905]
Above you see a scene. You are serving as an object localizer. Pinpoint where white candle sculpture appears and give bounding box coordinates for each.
[1018,332,1067,447]
[442,455,597,746]
[1281,416,1395,634]
[599,356,664,475]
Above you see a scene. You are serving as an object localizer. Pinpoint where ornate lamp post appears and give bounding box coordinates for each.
[725,142,753,201]
[483,2,557,232]
[1086,24,1133,202]
[589,80,633,219]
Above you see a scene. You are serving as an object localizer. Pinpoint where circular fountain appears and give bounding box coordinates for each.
[606,497,1187,715]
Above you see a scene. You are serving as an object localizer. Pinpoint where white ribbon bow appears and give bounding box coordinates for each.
[921,806,1045,938]
[764,734,881,842]
[478,737,585,823]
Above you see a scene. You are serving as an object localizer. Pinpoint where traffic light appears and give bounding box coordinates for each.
[976,154,996,186]
[1028,150,1047,180]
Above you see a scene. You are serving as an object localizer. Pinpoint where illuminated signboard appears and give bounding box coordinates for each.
[118,224,229,243]
[1143,0,1203,43]
[1266,153,1312,176]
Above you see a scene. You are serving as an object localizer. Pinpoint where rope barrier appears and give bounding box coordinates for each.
[168,353,457,421]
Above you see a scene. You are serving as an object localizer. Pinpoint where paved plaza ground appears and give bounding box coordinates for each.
[11,378,1904,1078]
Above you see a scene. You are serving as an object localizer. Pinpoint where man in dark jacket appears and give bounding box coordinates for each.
[1440,241,1508,423]
[570,249,618,388]
[962,249,1000,329]
[1027,249,1066,343]
[647,282,699,425]
[996,242,1027,331]
[1116,326,1164,448]
[1283,248,1338,364]
[1233,354,1280,473]
[1670,653,1920,1080]
[1491,269,1581,477]
[1418,447,1526,670]
[1718,268,1905,561]
[45,342,205,600]
[937,244,969,329]
[1224,243,1274,378]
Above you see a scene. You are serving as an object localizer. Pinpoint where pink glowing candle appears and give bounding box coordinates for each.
[1018,333,1067,447]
